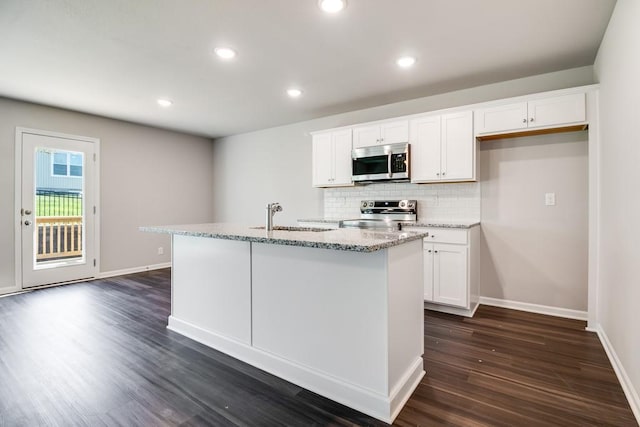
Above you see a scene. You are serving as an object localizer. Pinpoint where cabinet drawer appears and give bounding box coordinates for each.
[422,228,468,245]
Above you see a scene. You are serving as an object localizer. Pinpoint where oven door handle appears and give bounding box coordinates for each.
[387,154,392,179]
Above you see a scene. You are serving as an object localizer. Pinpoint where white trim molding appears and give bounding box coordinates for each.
[479,297,588,321]
[98,262,171,279]
[594,324,640,423]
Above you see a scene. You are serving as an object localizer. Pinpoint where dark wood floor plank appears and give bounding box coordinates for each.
[0,268,636,426]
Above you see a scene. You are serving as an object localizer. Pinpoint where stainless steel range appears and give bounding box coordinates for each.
[339,200,417,231]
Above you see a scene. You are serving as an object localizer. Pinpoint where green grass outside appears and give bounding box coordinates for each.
[36,194,83,217]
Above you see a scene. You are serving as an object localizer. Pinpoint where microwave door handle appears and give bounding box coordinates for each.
[387,154,392,178]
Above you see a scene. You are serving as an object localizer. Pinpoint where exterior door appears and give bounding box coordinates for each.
[17,128,99,289]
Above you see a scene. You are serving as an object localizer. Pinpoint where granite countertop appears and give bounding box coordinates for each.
[296,218,345,224]
[140,223,429,253]
[298,218,480,229]
[406,220,480,229]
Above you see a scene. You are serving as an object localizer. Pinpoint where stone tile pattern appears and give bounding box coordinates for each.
[324,182,480,221]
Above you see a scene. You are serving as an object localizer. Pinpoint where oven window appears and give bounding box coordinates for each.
[353,155,389,175]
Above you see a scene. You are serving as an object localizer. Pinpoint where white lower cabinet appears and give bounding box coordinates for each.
[407,225,480,317]
[425,243,468,307]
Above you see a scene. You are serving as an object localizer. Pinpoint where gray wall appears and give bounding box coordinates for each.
[480,131,589,310]
[0,97,214,290]
[212,66,596,225]
[594,0,640,413]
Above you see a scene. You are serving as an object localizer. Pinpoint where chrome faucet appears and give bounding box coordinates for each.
[266,202,283,231]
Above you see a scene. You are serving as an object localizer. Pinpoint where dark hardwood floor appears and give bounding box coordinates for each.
[0,269,635,426]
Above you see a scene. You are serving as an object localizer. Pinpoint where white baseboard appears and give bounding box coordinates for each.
[479,296,588,321]
[98,262,171,279]
[168,316,423,424]
[424,301,479,318]
[593,324,640,423]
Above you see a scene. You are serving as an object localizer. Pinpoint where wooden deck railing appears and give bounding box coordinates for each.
[36,216,83,261]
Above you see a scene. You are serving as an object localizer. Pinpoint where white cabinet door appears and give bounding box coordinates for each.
[433,244,468,308]
[312,133,333,187]
[353,120,408,148]
[424,245,434,302]
[475,93,586,135]
[441,111,474,181]
[410,115,441,182]
[353,125,380,148]
[528,93,585,128]
[380,120,409,145]
[312,130,353,187]
[475,102,527,134]
[332,129,353,185]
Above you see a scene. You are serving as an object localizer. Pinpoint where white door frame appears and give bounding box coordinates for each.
[14,127,101,291]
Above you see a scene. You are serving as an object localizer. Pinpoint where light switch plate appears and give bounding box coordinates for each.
[545,193,556,206]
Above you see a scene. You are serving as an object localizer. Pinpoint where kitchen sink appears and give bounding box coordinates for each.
[251,226,332,232]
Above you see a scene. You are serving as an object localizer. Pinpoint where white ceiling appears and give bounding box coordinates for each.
[0,0,616,138]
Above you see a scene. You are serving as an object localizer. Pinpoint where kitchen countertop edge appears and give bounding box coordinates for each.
[298,218,480,229]
[140,224,429,253]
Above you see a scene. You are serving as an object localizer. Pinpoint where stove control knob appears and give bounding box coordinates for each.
[368,202,374,207]
[361,201,368,208]
[400,201,406,208]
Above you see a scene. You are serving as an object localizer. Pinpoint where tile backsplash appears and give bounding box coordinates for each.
[324,182,480,221]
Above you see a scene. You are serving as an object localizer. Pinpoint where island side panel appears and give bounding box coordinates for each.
[386,239,425,414]
[171,234,252,345]
[251,242,389,395]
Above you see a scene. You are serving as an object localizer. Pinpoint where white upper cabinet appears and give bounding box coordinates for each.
[441,111,474,181]
[410,110,474,183]
[352,120,408,148]
[475,93,586,136]
[528,93,586,128]
[352,124,380,148]
[474,102,528,134]
[409,115,441,182]
[312,133,333,186]
[312,129,353,187]
[332,130,353,185]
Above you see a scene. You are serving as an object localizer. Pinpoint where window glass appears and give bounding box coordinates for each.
[53,152,68,176]
[69,153,83,177]
[51,151,83,177]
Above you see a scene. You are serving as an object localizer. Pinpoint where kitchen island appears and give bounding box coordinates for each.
[141,223,428,423]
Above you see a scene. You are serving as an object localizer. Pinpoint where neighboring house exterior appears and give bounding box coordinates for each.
[36,149,82,193]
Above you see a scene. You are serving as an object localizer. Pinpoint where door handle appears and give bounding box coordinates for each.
[24,220,32,226]
[24,209,32,215]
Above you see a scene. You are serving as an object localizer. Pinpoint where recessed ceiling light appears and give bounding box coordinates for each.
[157,99,173,107]
[287,88,303,98]
[396,56,417,68]
[214,47,237,60]
[318,0,346,13]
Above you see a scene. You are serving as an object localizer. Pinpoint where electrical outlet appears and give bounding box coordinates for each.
[545,193,556,206]
[157,247,164,255]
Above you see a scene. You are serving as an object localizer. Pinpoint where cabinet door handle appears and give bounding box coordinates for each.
[530,117,534,122]
[522,118,527,123]
[427,250,432,253]
[434,250,439,253]
[442,172,446,176]
[436,173,440,176]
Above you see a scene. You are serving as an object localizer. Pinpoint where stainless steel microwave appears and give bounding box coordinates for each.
[352,143,410,183]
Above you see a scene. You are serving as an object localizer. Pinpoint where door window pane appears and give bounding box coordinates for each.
[52,152,68,176]
[69,153,83,177]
